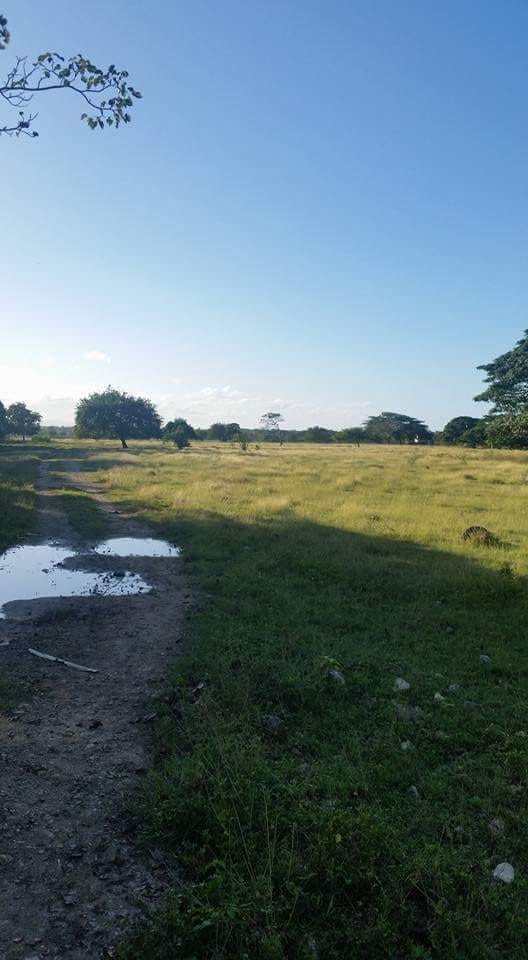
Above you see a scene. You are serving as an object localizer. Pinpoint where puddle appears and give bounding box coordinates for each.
[0,543,151,619]
[94,537,181,558]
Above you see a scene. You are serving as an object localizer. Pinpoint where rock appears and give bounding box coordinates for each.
[434,692,445,702]
[462,526,499,546]
[448,683,459,693]
[479,655,491,664]
[328,669,345,685]
[261,714,284,735]
[489,817,505,836]
[408,785,420,800]
[493,862,514,883]
[400,739,413,751]
[395,704,423,722]
[394,677,410,692]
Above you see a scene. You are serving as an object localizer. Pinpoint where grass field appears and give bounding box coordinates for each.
[3,439,528,957]
[0,444,39,553]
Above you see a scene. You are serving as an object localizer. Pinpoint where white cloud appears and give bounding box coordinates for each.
[83,350,111,363]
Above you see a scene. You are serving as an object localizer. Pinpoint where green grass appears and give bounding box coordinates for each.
[0,445,39,552]
[52,487,110,539]
[4,439,528,956]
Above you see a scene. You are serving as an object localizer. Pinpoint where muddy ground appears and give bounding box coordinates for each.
[0,461,187,959]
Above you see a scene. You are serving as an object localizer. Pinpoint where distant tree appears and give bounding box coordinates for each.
[0,399,8,438]
[363,412,432,444]
[260,412,284,443]
[208,422,228,441]
[75,387,161,449]
[225,422,242,441]
[335,427,365,446]
[162,418,195,450]
[0,12,141,138]
[475,330,528,414]
[442,416,481,444]
[7,401,41,440]
[485,415,528,449]
[304,426,335,443]
[460,422,489,447]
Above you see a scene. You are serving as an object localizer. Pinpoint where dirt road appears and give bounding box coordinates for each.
[0,461,185,959]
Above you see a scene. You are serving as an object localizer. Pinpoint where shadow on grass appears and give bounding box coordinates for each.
[117,504,528,960]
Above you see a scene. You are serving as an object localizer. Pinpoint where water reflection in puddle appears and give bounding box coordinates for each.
[94,537,181,558]
[0,542,152,619]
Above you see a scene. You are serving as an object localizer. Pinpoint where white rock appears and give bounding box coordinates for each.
[480,655,491,664]
[328,668,345,685]
[394,677,410,692]
[493,862,514,883]
[434,692,445,702]
[489,817,505,836]
[448,683,459,693]
[408,785,420,800]
[400,739,413,751]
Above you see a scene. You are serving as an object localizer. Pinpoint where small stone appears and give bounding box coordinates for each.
[489,817,505,836]
[480,655,491,664]
[395,703,423,722]
[394,677,410,692]
[408,785,420,800]
[448,683,459,693]
[400,739,413,751]
[434,692,445,702]
[261,714,284,735]
[493,862,514,883]
[328,669,345,685]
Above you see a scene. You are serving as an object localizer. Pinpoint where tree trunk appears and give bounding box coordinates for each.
[120,437,128,449]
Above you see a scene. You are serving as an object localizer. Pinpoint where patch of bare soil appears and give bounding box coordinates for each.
[0,463,188,959]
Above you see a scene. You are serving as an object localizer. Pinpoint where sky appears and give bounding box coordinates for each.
[1,0,527,429]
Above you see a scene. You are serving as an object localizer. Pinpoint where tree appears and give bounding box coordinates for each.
[304,426,335,443]
[363,412,432,444]
[207,422,241,442]
[335,427,365,445]
[0,12,141,137]
[7,401,41,440]
[0,400,8,439]
[442,416,481,444]
[475,330,528,414]
[162,418,195,450]
[260,412,284,443]
[75,387,161,449]
[485,415,528,450]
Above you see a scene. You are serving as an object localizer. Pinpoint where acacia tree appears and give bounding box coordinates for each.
[442,416,481,444]
[0,12,141,137]
[6,401,41,440]
[475,330,528,414]
[75,387,161,449]
[363,412,432,444]
[260,412,284,443]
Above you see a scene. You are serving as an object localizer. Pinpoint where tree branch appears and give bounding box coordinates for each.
[0,14,141,137]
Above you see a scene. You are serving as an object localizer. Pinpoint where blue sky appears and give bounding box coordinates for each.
[1,0,527,428]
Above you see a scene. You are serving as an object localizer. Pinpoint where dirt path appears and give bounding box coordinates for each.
[0,461,186,959]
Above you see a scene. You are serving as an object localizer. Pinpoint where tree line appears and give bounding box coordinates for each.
[4,330,528,449]
[0,401,41,440]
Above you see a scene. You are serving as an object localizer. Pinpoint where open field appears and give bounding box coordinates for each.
[2,440,528,957]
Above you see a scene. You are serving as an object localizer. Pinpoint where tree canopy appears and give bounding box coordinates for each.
[0,399,8,438]
[442,416,481,444]
[363,412,432,444]
[0,12,141,137]
[162,418,195,450]
[475,330,528,415]
[260,412,284,442]
[75,387,161,449]
[6,401,41,440]
[304,426,335,443]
